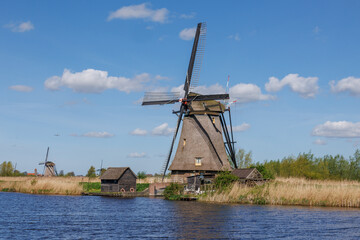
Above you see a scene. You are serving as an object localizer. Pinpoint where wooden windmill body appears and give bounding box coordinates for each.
[169,100,232,181]
[142,23,237,182]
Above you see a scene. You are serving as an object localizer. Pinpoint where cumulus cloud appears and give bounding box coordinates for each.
[313,26,320,34]
[232,123,251,132]
[314,139,327,145]
[228,33,240,41]
[230,83,275,103]
[108,3,169,23]
[312,121,360,138]
[155,75,170,81]
[152,123,174,136]
[131,128,148,136]
[44,69,150,93]
[127,152,147,158]
[171,83,273,104]
[179,27,196,40]
[9,85,33,92]
[71,132,114,138]
[4,21,34,32]
[180,12,196,19]
[265,73,319,98]
[171,83,225,97]
[330,77,360,96]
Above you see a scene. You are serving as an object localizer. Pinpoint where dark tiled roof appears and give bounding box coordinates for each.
[232,168,259,179]
[100,167,137,180]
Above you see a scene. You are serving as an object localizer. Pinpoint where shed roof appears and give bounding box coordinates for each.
[100,167,137,180]
[232,168,263,179]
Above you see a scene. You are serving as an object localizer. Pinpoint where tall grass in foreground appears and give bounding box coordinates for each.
[199,177,360,208]
[0,177,99,195]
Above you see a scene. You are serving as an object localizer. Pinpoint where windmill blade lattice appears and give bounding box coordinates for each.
[189,22,206,91]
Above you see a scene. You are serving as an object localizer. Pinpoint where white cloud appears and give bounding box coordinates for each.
[330,77,360,96]
[179,27,196,40]
[314,139,327,145]
[228,33,240,41]
[44,69,150,93]
[232,123,251,132]
[313,26,320,34]
[108,3,169,23]
[155,75,170,80]
[171,83,225,97]
[71,132,114,138]
[312,121,360,138]
[265,73,319,98]
[152,123,174,136]
[230,83,275,103]
[5,21,34,32]
[180,13,196,19]
[131,128,148,136]
[127,152,147,158]
[9,85,33,92]
[171,83,274,104]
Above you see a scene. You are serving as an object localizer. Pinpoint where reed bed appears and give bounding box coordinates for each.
[199,177,360,208]
[0,177,100,195]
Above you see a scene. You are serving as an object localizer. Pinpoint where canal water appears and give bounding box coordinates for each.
[1,192,360,239]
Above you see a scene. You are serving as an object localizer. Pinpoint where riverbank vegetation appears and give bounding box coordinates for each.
[0,177,100,195]
[253,149,360,181]
[200,177,360,208]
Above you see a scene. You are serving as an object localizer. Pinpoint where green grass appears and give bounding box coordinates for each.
[80,182,101,192]
[1,188,15,192]
[136,183,149,192]
[81,182,149,193]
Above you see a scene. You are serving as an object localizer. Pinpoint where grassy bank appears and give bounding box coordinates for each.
[0,177,150,195]
[0,177,100,195]
[199,177,360,208]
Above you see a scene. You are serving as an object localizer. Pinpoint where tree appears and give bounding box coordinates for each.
[234,149,253,168]
[137,171,147,179]
[65,171,75,177]
[99,168,106,176]
[58,170,64,176]
[86,166,96,178]
[0,161,14,176]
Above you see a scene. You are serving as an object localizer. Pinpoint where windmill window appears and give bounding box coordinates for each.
[195,157,202,166]
[212,117,215,124]
[183,139,186,147]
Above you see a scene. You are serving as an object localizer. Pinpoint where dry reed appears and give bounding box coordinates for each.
[199,177,360,208]
[0,176,100,195]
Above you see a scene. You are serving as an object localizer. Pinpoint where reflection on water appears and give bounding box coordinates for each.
[1,192,360,239]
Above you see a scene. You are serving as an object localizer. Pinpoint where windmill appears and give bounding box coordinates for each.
[142,23,237,181]
[39,147,58,177]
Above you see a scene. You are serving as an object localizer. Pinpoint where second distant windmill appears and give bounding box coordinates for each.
[39,147,58,177]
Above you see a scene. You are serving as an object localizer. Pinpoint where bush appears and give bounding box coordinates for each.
[213,171,239,190]
[136,183,149,192]
[164,183,184,200]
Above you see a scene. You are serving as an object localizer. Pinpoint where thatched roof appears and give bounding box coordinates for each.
[232,168,263,180]
[100,167,137,180]
[169,114,231,171]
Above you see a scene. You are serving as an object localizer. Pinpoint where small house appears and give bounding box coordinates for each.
[231,168,264,185]
[100,167,137,192]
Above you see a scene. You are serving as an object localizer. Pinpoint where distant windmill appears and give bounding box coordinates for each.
[142,23,237,181]
[97,160,104,176]
[39,147,58,177]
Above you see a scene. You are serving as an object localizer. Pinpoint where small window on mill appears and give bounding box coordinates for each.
[183,139,186,147]
[195,157,202,166]
[212,117,215,124]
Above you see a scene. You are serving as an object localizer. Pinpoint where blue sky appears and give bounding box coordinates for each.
[1,1,360,175]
